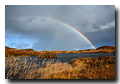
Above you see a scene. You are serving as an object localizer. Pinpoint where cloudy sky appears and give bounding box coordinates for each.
[5,5,115,51]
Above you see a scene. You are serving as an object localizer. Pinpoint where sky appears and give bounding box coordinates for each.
[5,5,115,51]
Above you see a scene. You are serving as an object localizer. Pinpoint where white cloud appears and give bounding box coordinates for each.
[73,48,80,51]
[6,43,33,49]
[100,20,115,29]
[5,5,115,50]
[80,20,115,33]
[6,43,17,48]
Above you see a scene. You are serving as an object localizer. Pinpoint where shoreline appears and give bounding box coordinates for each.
[5,55,115,79]
[5,45,115,79]
[5,46,115,57]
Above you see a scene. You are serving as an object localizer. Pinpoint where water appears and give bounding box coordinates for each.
[5,53,114,68]
[57,53,114,63]
[5,53,115,79]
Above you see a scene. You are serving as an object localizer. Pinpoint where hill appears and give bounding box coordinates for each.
[5,45,115,57]
[5,46,39,57]
[77,46,115,53]
[5,46,58,58]
[51,46,115,53]
[96,46,115,50]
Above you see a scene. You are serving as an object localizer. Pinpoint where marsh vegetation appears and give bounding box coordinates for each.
[5,55,115,79]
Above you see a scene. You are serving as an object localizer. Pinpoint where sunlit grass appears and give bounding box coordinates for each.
[48,56,115,79]
[5,57,72,79]
[5,56,115,79]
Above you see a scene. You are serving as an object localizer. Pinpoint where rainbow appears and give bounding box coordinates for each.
[6,16,96,49]
[67,6,115,45]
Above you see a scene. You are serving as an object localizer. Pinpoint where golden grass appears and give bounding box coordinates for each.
[5,57,73,79]
[5,56,115,79]
[48,56,115,79]
[5,46,115,57]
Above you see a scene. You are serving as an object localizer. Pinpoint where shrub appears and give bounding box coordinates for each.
[37,51,58,58]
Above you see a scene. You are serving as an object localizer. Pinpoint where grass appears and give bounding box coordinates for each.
[5,57,71,79]
[48,56,115,79]
[37,51,58,58]
[5,56,115,79]
[5,46,58,58]
[5,46,115,58]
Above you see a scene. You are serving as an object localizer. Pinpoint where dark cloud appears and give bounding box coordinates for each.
[5,5,115,50]
[83,27,115,47]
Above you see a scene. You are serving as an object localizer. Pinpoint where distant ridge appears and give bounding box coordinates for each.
[5,45,115,56]
[5,46,34,51]
[96,46,115,50]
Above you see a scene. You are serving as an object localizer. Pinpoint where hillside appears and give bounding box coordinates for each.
[96,46,115,50]
[77,46,115,53]
[5,46,115,57]
[51,46,115,53]
[5,46,58,58]
[5,46,39,57]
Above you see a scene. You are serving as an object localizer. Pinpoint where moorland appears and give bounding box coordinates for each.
[5,46,115,58]
[5,46,115,79]
[5,55,115,79]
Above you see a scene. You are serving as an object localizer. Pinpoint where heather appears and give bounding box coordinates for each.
[5,57,71,79]
[5,45,115,79]
[5,46,115,58]
[5,55,115,79]
[5,46,39,57]
[37,51,58,58]
[5,46,58,58]
[49,56,115,79]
